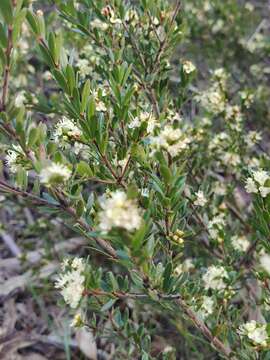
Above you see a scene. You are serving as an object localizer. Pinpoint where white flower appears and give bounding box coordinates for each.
[208,214,225,239]
[15,91,26,107]
[99,191,142,232]
[128,117,141,129]
[194,190,207,207]
[6,145,24,173]
[245,178,258,194]
[40,162,72,185]
[54,117,82,144]
[245,131,262,147]
[253,170,269,186]
[222,152,241,167]
[199,296,214,319]
[55,258,85,308]
[174,259,194,275]
[231,235,250,252]
[141,188,149,198]
[71,257,85,272]
[77,59,91,78]
[239,321,268,346]
[259,253,270,274]
[150,125,191,157]
[183,61,196,74]
[259,186,270,198]
[202,265,228,291]
[96,99,106,112]
[90,18,109,31]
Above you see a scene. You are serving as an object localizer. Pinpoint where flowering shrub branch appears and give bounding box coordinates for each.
[1,0,270,358]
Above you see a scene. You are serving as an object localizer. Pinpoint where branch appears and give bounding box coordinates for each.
[176,298,234,359]
[0,179,118,260]
[0,25,13,111]
[85,288,234,359]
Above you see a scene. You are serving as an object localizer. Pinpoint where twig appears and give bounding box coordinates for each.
[176,298,234,359]
[151,1,181,75]
[0,179,118,259]
[85,288,234,358]
[0,25,13,111]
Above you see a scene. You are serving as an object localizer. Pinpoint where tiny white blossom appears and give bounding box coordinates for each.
[239,321,268,346]
[90,18,109,31]
[183,60,196,74]
[174,259,194,275]
[99,191,142,232]
[194,190,207,207]
[202,265,228,291]
[231,235,250,252]
[259,253,270,274]
[77,59,92,78]
[15,91,26,107]
[40,162,72,185]
[54,117,82,144]
[245,178,258,194]
[198,296,214,319]
[253,170,269,186]
[259,186,270,198]
[6,145,24,173]
[55,258,85,308]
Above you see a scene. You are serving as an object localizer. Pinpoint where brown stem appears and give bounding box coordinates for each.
[176,298,234,359]
[0,179,118,259]
[151,1,181,75]
[85,288,234,358]
[93,140,127,189]
[1,25,13,111]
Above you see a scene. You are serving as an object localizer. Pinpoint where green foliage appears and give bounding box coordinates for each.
[0,0,270,359]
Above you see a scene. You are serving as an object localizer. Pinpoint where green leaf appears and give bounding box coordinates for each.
[27,127,39,147]
[26,10,39,35]
[132,222,147,251]
[76,198,85,218]
[162,262,173,292]
[76,161,93,177]
[160,164,172,184]
[66,64,76,95]
[107,271,119,291]
[52,69,69,93]
[0,0,13,25]
[81,79,91,113]
[0,23,7,48]
[38,43,55,68]
[0,46,6,68]
[100,299,116,312]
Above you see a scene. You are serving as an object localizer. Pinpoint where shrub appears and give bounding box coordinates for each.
[0,0,270,359]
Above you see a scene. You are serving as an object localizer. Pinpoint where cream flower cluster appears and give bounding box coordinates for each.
[6,145,24,173]
[150,125,191,157]
[54,117,82,144]
[128,112,158,134]
[194,190,207,207]
[174,258,194,276]
[208,213,225,240]
[202,265,228,291]
[40,162,72,185]
[259,252,270,275]
[55,258,85,309]
[183,60,196,74]
[238,321,268,346]
[99,191,142,233]
[245,169,270,198]
[196,68,227,115]
[231,235,250,252]
[198,296,214,319]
